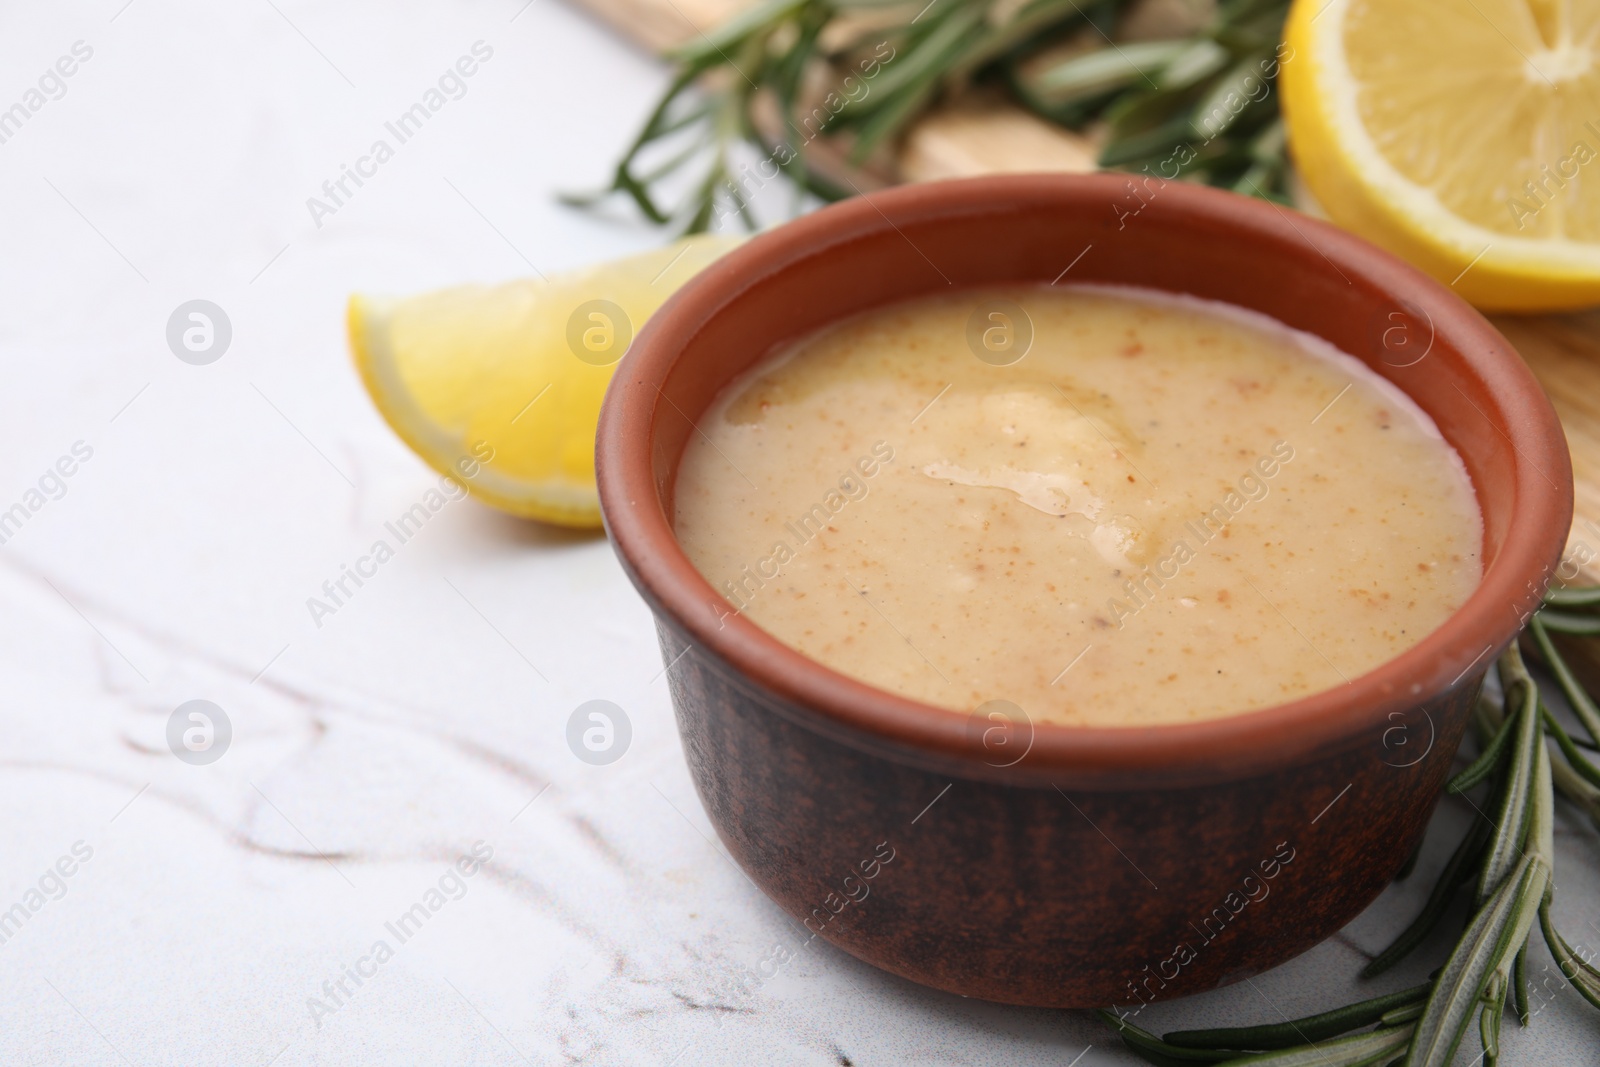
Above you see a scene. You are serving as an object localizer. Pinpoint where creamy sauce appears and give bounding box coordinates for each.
[674,285,1482,726]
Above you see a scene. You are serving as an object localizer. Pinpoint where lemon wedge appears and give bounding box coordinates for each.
[348,235,741,527]
[1283,0,1600,311]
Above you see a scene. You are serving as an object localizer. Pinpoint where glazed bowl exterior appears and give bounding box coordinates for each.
[595,174,1573,1008]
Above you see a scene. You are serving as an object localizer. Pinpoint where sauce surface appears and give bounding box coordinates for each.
[673,285,1482,726]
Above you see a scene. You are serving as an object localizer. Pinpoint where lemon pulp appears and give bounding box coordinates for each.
[1284,0,1600,310]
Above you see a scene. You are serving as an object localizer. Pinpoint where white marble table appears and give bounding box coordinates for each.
[2,2,1597,1064]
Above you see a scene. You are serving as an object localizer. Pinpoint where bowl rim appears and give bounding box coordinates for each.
[596,173,1574,784]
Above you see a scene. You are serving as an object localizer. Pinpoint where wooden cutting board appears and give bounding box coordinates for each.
[576,0,1600,560]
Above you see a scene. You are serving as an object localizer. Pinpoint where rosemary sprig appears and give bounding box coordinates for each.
[1103,585,1600,1067]
[575,0,1293,232]
[1017,0,1291,196]
[1161,983,1431,1051]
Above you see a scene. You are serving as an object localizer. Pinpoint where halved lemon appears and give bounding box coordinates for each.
[348,235,741,527]
[1283,0,1600,311]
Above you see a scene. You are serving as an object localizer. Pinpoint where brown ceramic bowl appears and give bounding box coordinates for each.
[595,174,1572,1008]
